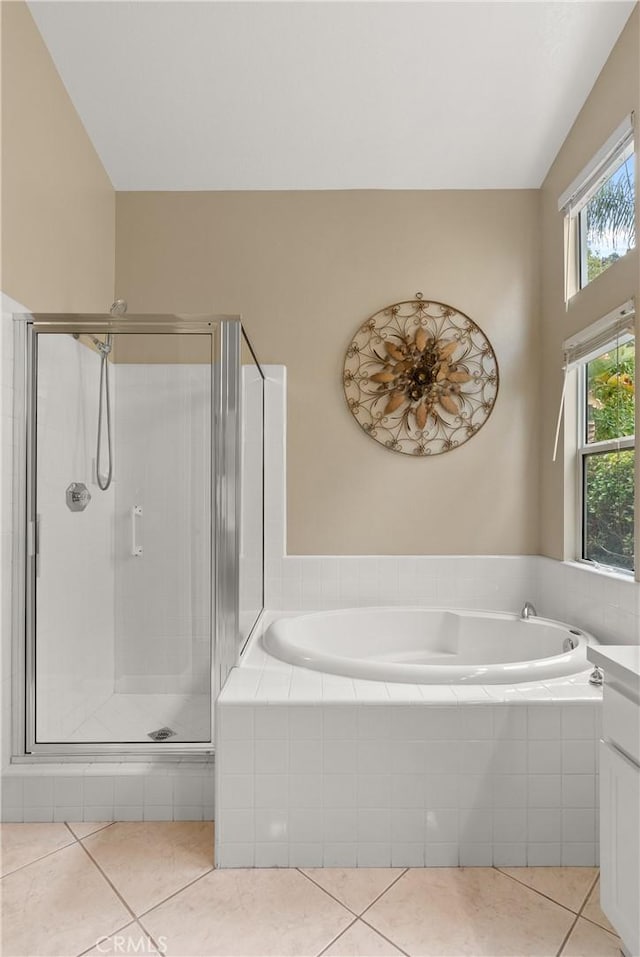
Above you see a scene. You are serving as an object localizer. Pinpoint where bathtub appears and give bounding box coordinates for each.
[263,607,595,684]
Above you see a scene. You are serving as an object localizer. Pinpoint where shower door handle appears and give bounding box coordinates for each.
[131,505,143,557]
[28,517,40,576]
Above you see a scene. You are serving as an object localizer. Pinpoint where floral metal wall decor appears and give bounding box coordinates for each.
[343,295,499,455]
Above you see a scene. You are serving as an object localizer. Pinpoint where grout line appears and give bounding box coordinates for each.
[67,822,115,840]
[495,866,599,919]
[578,872,601,916]
[296,868,363,918]
[358,915,412,957]
[579,914,621,939]
[75,918,139,957]
[315,915,359,957]
[0,830,78,880]
[64,822,81,841]
[136,865,216,921]
[358,868,410,921]
[76,840,138,924]
[138,920,165,957]
[493,866,612,957]
[129,918,165,957]
[556,912,580,957]
[556,872,601,957]
[303,868,411,957]
[296,867,409,922]
[570,872,621,940]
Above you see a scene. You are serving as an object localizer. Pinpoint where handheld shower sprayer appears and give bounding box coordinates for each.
[95,300,128,490]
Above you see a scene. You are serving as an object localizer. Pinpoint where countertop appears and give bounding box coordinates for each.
[587,644,640,692]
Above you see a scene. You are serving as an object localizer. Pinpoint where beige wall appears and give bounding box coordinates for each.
[539,6,639,562]
[4,0,633,557]
[116,189,541,555]
[0,1,114,311]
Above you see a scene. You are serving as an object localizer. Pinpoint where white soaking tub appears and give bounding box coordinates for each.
[263,607,596,684]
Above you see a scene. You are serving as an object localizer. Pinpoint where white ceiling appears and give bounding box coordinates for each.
[28,1,635,190]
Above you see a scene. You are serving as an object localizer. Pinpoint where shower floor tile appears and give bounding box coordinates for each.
[0,823,623,957]
[65,693,211,743]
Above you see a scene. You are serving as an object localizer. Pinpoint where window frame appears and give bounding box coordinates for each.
[576,335,635,576]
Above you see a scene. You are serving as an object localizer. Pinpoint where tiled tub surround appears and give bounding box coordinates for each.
[215,624,601,869]
[265,554,640,645]
[263,369,640,644]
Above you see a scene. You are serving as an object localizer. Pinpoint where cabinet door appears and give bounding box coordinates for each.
[600,740,640,956]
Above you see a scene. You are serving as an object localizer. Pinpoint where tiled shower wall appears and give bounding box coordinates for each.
[114,363,212,695]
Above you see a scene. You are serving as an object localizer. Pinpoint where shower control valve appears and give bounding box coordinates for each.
[66,482,91,512]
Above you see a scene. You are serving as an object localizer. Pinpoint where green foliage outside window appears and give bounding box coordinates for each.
[586,250,620,284]
[584,342,635,572]
[587,343,635,441]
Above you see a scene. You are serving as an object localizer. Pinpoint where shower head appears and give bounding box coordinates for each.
[110,299,128,317]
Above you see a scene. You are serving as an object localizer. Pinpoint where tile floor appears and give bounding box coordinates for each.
[0,822,622,957]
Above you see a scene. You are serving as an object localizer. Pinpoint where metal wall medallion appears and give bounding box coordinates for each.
[343,295,499,455]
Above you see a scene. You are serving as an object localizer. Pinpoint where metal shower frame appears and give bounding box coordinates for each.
[11,312,255,759]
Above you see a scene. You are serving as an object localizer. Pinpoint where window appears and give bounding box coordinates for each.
[579,148,635,288]
[559,116,635,297]
[578,332,635,573]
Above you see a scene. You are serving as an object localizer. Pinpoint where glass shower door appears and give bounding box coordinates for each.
[31,326,214,746]
[239,330,264,648]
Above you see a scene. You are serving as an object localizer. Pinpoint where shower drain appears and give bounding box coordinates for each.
[147,727,177,742]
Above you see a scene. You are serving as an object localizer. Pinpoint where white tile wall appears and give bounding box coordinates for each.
[538,557,640,645]
[1,761,215,823]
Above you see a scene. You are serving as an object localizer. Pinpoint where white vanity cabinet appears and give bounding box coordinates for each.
[588,646,640,957]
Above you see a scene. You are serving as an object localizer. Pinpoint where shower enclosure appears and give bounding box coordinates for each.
[12,313,264,756]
